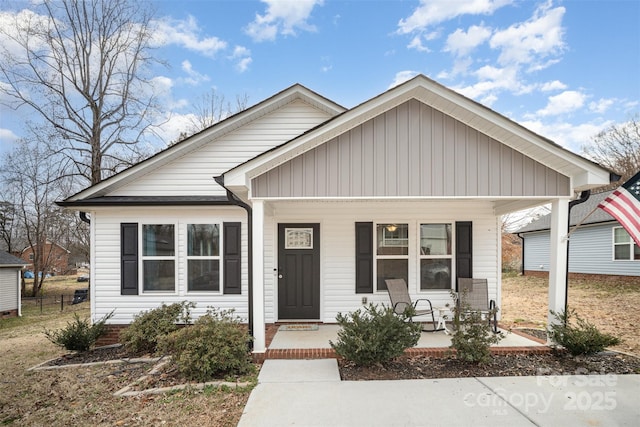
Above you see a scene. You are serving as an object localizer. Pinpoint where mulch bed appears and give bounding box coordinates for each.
[45,345,149,366]
[339,352,640,381]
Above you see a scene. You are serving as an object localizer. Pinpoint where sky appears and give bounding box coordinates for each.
[0,0,639,157]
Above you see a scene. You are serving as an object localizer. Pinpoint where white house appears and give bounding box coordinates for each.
[0,251,26,319]
[59,75,613,354]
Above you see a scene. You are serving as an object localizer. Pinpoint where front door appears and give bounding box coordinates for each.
[277,223,320,320]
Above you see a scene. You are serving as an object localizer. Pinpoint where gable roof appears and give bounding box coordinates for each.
[222,75,612,198]
[60,84,346,204]
[517,190,616,233]
[0,251,27,267]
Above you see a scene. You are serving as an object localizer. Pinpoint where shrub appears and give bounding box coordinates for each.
[329,303,421,367]
[120,301,194,354]
[547,309,621,356]
[44,311,114,352]
[450,293,503,363]
[158,308,253,381]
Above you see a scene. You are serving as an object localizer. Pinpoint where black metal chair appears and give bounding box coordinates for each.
[457,278,498,333]
[385,278,442,332]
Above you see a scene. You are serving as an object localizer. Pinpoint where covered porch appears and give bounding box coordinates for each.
[257,323,547,361]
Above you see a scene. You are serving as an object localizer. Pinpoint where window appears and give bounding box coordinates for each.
[142,224,175,292]
[187,224,220,292]
[613,227,640,261]
[420,224,452,290]
[376,224,408,291]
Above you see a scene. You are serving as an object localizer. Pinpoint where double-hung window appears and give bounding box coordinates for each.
[187,224,221,292]
[376,223,408,291]
[142,224,176,292]
[419,223,452,290]
[613,227,640,261]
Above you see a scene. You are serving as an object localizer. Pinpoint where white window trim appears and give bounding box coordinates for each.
[612,226,639,261]
[375,223,409,292]
[140,223,178,294]
[186,223,223,295]
[418,223,455,292]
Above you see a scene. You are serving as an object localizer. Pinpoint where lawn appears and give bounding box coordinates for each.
[0,275,252,427]
[501,274,640,355]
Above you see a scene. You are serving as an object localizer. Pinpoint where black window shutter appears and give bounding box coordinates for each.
[223,222,242,294]
[121,223,139,295]
[455,221,473,290]
[355,222,374,294]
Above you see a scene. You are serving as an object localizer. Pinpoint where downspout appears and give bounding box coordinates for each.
[214,176,254,350]
[516,233,525,275]
[79,212,90,224]
[565,190,591,317]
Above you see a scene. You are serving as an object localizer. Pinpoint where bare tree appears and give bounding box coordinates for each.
[172,90,250,144]
[0,0,160,185]
[1,139,73,296]
[582,115,640,189]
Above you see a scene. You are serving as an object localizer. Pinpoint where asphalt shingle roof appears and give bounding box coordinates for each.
[0,251,26,266]
[516,190,616,233]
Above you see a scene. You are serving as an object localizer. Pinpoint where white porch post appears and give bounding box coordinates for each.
[252,199,266,353]
[547,198,569,328]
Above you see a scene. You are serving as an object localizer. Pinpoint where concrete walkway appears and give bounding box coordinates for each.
[238,359,640,427]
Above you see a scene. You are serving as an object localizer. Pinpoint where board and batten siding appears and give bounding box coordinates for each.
[0,268,20,312]
[261,200,500,323]
[113,100,332,197]
[523,223,640,276]
[253,99,570,198]
[91,207,249,323]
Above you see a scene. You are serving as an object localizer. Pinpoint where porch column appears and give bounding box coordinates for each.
[252,199,266,353]
[547,198,569,328]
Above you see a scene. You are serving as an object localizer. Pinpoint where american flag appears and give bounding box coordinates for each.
[598,170,640,247]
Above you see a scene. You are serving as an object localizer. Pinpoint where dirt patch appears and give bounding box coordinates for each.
[339,352,640,381]
[500,275,640,355]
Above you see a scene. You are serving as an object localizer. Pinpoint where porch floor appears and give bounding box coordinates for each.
[259,323,549,361]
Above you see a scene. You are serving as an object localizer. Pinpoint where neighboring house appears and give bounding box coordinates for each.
[517,190,640,278]
[0,251,27,319]
[20,241,71,275]
[58,75,612,353]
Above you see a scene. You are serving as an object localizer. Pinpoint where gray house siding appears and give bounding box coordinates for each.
[253,99,571,198]
[0,268,19,312]
[523,223,640,277]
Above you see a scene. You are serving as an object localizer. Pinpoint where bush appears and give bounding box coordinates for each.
[120,301,194,354]
[158,308,253,381]
[330,303,421,367]
[547,309,621,356]
[44,311,114,352]
[450,294,503,363]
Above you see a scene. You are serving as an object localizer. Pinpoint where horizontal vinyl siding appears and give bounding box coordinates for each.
[0,268,19,311]
[524,224,640,276]
[92,207,249,323]
[263,200,500,323]
[113,100,331,197]
[253,99,570,198]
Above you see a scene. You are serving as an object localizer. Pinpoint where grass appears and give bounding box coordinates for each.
[0,275,254,426]
[501,274,640,355]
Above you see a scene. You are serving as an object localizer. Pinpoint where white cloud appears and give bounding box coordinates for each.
[540,80,567,92]
[589,98,615,114]
[444,25,492,56]
[408,35,430,52]
[152,15,227,57]
[389,71,420,89]
[245,0,324,42]
[230,46,252,73]
[489,2,565,68]
[180,60,210,86]
[398,0,512,34]
[519,119,612,151]
[536,90,586,116]
[0,128,19,143]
